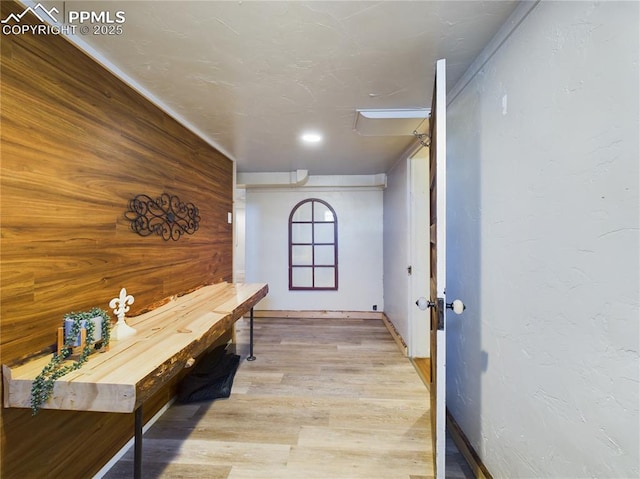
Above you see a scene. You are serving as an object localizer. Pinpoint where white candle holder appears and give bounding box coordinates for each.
[109,287,136,340]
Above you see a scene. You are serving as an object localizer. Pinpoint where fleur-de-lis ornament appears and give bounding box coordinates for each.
[109,287,136,340]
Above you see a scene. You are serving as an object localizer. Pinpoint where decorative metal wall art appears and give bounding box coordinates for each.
[125,193,200,241]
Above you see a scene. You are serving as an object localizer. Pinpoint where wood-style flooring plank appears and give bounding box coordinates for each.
[104,316,434,479]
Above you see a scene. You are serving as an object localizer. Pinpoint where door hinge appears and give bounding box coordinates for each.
[407,265,412,275]
[413,130,431,148]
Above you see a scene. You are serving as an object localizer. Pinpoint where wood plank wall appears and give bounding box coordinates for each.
[0,1,234,476]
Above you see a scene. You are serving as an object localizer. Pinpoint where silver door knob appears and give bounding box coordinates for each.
[446,299,466,315]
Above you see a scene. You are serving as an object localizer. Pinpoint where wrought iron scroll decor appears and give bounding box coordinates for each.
[125,193,200,241]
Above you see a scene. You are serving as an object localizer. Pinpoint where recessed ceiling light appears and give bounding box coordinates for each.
[301,132,323,144]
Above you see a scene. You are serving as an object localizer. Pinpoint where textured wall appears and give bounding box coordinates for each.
[383,158,411,344]
[383,152,431,357]
[0,1,233,476]
[245,186,383,311]
[446,2,639,477]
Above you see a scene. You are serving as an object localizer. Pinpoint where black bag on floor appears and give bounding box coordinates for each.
[177,345,241,403]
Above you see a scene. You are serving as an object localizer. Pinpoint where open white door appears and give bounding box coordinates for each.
[431,56,447,479]
[414,56,467,478]
[426,57,467,477]
[415,58,447,478]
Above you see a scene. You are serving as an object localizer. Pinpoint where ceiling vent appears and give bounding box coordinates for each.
[353,109,430,137]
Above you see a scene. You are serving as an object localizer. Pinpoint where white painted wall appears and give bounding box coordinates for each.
[245,184,384,311]
[383,157,410,342]
[446,2,639,478]
[383,151,431,357]
[233,188,246,282]
[408,149,430,357]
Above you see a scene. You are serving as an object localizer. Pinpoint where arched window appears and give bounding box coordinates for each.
[289,198,338,290]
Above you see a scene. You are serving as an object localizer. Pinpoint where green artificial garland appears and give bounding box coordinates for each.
[30,308,111,415]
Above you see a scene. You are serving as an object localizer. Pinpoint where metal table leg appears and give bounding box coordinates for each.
[247,307,256,361]
[134,405,143,479]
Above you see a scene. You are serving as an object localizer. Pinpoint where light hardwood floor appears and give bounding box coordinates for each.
[105,316,433,478]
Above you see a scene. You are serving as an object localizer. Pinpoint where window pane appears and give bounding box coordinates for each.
[315,245,335,265]
[292,245,312,265]
[314,202,334,222]
[289,199,338,291]
[314,223,334,243]
[292,202,312,222]
[292,267,313,287]
[314,267,336,288]
[291,223,312,243]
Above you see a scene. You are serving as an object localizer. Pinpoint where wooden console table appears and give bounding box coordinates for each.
[2,282,268,478]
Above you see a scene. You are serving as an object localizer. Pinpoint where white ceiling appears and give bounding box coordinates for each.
[60,1,519,175]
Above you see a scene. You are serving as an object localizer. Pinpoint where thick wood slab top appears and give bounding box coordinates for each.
[2,283,268,413]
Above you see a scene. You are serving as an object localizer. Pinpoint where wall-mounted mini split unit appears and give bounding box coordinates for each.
[353,109,430,137]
